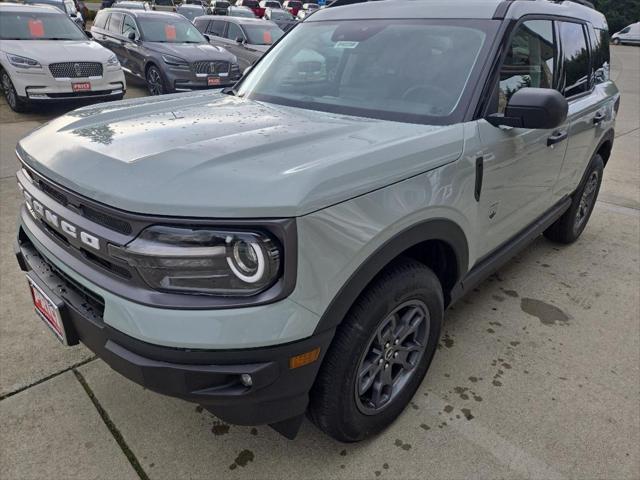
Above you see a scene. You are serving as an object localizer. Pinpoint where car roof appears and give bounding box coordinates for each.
[313,0,606,28]
[104,7,182,18]
[0,2,64,12]
[198,14,278,25]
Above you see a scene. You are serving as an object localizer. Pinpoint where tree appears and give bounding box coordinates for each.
[593,0,640,35]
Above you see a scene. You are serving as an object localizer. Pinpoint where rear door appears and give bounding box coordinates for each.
[553,20,610,197]
[477,19,568,255]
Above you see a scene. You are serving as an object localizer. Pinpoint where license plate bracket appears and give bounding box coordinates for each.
[26,273,76,346]
[207,76,221,86]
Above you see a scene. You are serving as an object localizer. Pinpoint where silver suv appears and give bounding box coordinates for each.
[14,0,618,442]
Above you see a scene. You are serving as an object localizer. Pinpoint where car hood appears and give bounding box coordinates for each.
[145,42,235,61]
[18,91,464,218]
[0,39,112,64]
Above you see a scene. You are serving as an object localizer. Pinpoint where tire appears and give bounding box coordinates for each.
[308,258,444,442]
[145,65,167,96]
[544,154,604,244]
[612,38,620,45]
[1,69,28,113]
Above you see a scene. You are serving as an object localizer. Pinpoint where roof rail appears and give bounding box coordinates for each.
[326,0,382,8]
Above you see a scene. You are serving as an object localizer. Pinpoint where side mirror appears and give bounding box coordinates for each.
[486,87,568,130]
[85,30,93,38]
[235,36,244,43]
[203,33,211,42]
[127,31,137,41]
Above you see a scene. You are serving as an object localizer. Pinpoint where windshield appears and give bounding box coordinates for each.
[177,5,205,20]
[242,0,258,6]
[264,1,280,7]
[244,23,283,45]
[270,10,292,20]
[229,7,254,17]
[0,11,85,40]
[286,1,302,8]
[138,15,207,42]
[237,19,497,124]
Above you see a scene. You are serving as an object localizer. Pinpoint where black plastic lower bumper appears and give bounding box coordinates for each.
[15,233,333,429]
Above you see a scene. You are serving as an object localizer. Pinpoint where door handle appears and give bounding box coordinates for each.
[593,112,606,125]
[547,130,568,147]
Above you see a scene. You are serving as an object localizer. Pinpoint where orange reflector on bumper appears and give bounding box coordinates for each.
[289,347,321,369]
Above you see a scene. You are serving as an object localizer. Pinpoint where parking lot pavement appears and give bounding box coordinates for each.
[0,47,638,479]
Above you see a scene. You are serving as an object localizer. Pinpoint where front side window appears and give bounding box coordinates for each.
[208,20,226,37]
[560,21,590,97]
[137,16,207,42]
[0,11,86,40]
[226,22,244,41]
[590,26,610,84]
[498,20,556,113]
[237,19,497,124]
[122,14,138,37]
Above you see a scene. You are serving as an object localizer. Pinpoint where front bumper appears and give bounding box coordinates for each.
[164,67,241,92]
[9,66,125,101]
[15,235,334,428]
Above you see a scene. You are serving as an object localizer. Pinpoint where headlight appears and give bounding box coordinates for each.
[162,54,189,68]
[7,54,42,69]
[109,226,281,296]
[107,54,120,66]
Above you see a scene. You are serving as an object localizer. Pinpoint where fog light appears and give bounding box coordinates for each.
[240,373,253,387]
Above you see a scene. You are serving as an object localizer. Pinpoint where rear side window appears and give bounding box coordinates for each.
[94,11,109,29]
[559,21,590,98]
[498,20,556,113]
[108,12,124,33]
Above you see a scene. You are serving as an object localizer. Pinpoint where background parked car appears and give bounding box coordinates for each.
[259,0,281,10]
[176,3,206,21]
[91,9,240,94]
[611,22,640,45]
[193,16,282,71]
[101,0,117,9]
[0,3,125,112]
[150,0,175,12]
[281,0,301,16]
[208,0,230,15]
[295,2,317,19]
[112,1,151,10]
[226,5,255,17]
[235,0,263,18]
[23,0,84,28]
[263,7,295,32]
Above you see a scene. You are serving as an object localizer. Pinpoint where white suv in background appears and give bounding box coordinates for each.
[0,3,126,112]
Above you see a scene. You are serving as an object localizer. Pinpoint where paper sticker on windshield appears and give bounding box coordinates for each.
[28,19,45,38]
[165,24,177,41]
[263,31,272,44]
[334,41,359,49]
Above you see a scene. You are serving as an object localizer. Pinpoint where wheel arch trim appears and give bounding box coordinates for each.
[312,218,469,335]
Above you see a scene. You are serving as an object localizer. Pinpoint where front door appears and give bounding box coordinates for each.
[477,19,568,256]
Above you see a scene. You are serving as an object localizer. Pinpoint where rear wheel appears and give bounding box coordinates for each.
[146,65,166,96]
[308,259,443,442]
[544,154,604,244]
[1,69,28,113]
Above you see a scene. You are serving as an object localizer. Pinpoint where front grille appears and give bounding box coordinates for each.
[37,179,68,206]
[192,60,231,75]
[49,62,103,79]
[81,205,132,235]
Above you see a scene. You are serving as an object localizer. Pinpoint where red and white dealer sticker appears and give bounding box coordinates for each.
[27,277,66,343]
[72,82,91,92]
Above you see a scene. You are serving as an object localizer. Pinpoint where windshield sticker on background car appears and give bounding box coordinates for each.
[263,31,272,43]
[334,40,358,49]
[164,24,176,41]
[28,19,45,37]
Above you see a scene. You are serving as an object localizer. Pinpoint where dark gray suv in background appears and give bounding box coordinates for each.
[91,9,241,94]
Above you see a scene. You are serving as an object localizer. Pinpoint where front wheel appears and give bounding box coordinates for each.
[612,38,621,45]
[146,65,166,96]
[1,69,28,112]
[308,259,443,442]
[544,154,604,244]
